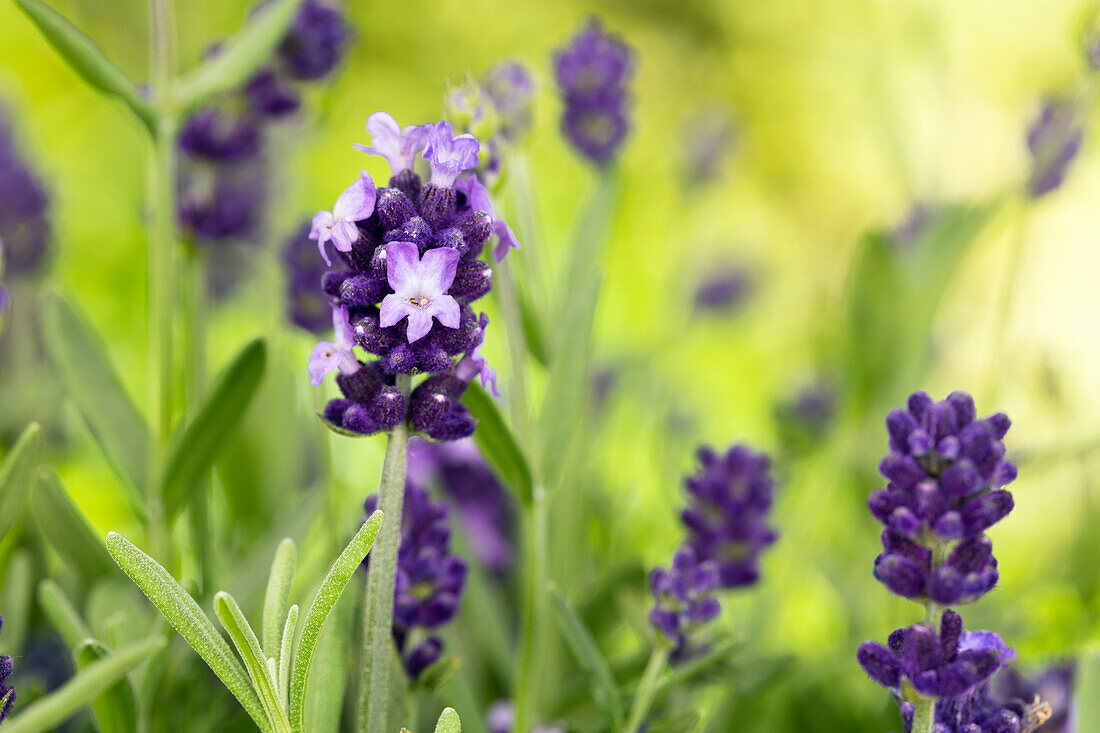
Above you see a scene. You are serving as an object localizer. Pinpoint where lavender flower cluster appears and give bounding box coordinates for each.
[446,62,536,184]
[1026,98,1083,198]
[308,112,515,441]
[858,392,1050,733]
[363,484,467,680]
[0,614,14,722]
[178,0,349,243]
[0,104,51,277]
[553,20,634,167]
[649,445,778,654]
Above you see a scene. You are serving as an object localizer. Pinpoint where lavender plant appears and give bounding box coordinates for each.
[0,614,14,723]
[857,391,1052,733]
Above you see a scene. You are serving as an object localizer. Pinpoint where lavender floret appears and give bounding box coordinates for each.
[1026,98,1083,198]
[0,614,14,722]
[0,105,51,275]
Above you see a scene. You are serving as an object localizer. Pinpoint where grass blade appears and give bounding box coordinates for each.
[215,592,292,732]
[2,636,164,733]
[289,510,383,732]
[549,585,624,730]
[0,423,41,540]
[462,383,533,506]
[105,531,269,730]
[11,0,155,131]
[41,293,149,507]
[162,338,267,518]
[170,0,304,111]
[263,539,297,661]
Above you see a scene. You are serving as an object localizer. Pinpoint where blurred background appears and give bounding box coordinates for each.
[1,0,1099,730]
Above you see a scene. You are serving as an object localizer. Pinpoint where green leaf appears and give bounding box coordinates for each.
[414,656,461,693]
[301,593,351,733]
[0,550,34,652]
[74,639,139,733]
[170,0,305,111]
[462,383,533,506]
[646,711,700,733]
[105,531,269,730]
[162,338,267,518]
[0,423,41,540]
[1077,650,1100,732]
[215,592,292,732]
[1,636,164,733]
[433,707,462,733]
[34,467,115,583]
[549,585,624,730]
[518,286,550,367]
[42,293,149,508]
[11,0,155,132]
[37,579,93,649]
[262,538,297,660]
[278,605,298,706]
[289,509,383,732]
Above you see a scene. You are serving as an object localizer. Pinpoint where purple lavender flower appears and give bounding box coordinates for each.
[282,222,331,333]
[178,160,268,243]
[276,0,349,81]
[1027,98,1083,198]
[317,361,407,437]
[407,438,515,574]
[178,108,262,162]
[648,547,722,653]
[354,113,433,177]
[244,68,301,117]
[553,19,634,167]
[363,483,467,680]
[683,109,735,187]
[692,265,754,313]
[776,381,837,448]
[891,201,935,249]
[0,614,15,722]
[454,176,519,262]
[482,62,536,141]
[308,305,359,385]
[998,663,1074,733]
[680,445,778,588]
[0,105,51,276]
[311,172,377,264]
[486,700,566,733]
[423,121,481,188]
[869,391,1016,605]
[378,241,461,343]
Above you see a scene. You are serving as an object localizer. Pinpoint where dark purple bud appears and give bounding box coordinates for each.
[368,387,406,430]
[376,187,416,230]
[932,510,963,540]
[418,183,457,229]
[453,209,492,255]
[278,0,349,81]
[946,391,976,426]
[321,270,353,298]
[888,507,921,537]
[959,490,1013,536]
[948,536,993,575]
[342,404,380,435]
[336,366,382,405]
[873,553,926,598]
[899,623,939,673]
[908,391,933,421]
[425,405,476,442]
[879,454,925,491]
[383,216,432,251]
[322,398,352,424]
[886,409,918,452]
[449,259,493,303]
[939,610,962,663]
[868,489,903,524]
[857,642,901,688]
[244,68,301,117]
[403,637,443,680]
[340,273,389,306]
[354,314,399,355]
[179,108,261,162]
[929,565,965,605]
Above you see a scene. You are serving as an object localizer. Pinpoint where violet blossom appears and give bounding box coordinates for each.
[354,113,432,176]
[311,171,377,264]
[308,305,359,385]
[423,121,481,188]
[378,241,461,342]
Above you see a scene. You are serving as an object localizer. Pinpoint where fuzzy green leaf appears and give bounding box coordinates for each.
[11,0,155,131]
[105,531,269,729]
[289,510,383,732]
[162,338,267,518]
[278,605,298,707]
[34,467,114,583]
[301,592,351,733]
[0,423,41,540]
[462,383,534,506]
[433,707,462,733]
[262,538,297,661]
[170,0,304,111]
[37,580,93,649]
[74,639,139,733]
[1,636,163,733]
[215,592,292,732]
[549,585,624,730]
[414,656,462,693]
[42,293,148,508]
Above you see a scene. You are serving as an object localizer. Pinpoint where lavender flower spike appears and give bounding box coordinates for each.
[379,241,461,342]
[0,613,14,722]
[308,305,359,385]
[310,171,377,264]
[423,121,480,187]
[354,112,432,176]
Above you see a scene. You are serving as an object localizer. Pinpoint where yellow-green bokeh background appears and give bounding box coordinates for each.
[2,0,1100,730]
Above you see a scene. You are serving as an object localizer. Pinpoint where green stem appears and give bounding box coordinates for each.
[513,484,549,733]
[622,646,670,733]
[494,256,530,438]
[357,373,412,733]
[183,244,212,592]
[146,0,177,569]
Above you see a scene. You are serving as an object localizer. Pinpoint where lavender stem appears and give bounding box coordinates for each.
[357,372,411,733]
[622,646,669,733]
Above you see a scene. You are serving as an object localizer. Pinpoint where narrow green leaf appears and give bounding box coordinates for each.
[646,711,700,733]
[74,639,139,733]
[215,592,292,732]
[518,286,550,366]
[549,585,624,730]
[433,707,461,733]
[414,656,461,693]
[37,580,93,649]
[11,0,155,131]
[462,383,533,506]
[302,593,351,733]
[42,294,148,506]
[34,467,114,583]
[105,531,269,729]
[170,0,305,111]
[0,550,33,652]
[0,423,41,540]
[289,510,383,732]
[1077,650,1100,732]
[162,338,267,518]
[278,605,298,706]
[263,538,297,661]
[2,636,164,733]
